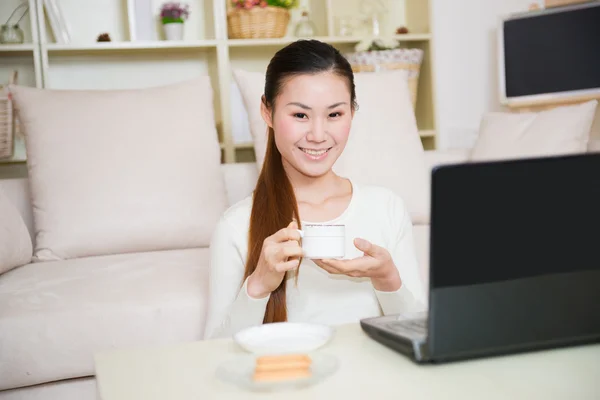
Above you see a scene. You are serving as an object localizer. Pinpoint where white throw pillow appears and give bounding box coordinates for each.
[10,77,228,261]
[470,100,598,162]
[0,187,32,273]
[233,68,430,224]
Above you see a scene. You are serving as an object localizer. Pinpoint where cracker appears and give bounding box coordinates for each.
[253,368,311,382]
[256,354,311,364]
[253,353,312,382]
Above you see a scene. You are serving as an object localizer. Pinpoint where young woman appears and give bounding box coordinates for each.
[203,40,426,340]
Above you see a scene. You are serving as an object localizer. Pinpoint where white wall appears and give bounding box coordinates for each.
[431,0,543,149]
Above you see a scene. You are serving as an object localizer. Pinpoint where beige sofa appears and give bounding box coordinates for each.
[0,147,470,400]
[3,138,600,399]
[1,73,598,400]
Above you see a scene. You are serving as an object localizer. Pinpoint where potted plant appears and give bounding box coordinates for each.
[159,2,190,41]
[228,0,299,39]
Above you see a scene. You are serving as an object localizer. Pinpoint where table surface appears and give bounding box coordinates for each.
[95,323,600,400]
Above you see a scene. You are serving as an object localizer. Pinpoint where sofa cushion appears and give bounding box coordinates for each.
[0,248,209,390]
[0,187,32,274]
[470,100,598,162]
[233,68,430,224]
[0,163,261,253]
[9,78,227,262]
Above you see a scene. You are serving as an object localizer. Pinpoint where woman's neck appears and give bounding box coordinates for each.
[282,159,347,205]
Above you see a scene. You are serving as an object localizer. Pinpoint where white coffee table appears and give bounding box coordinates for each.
[95,323,600,400]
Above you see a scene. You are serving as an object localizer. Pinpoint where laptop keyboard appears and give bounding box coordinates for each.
[385,318,428,338]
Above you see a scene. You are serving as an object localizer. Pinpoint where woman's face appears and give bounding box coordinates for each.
[261,71,354,178]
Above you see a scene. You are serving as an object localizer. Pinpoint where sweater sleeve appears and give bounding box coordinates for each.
[373,194,428,315]
[202,216,270,340]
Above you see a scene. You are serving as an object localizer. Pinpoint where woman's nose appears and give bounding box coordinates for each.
[306,119,326,142]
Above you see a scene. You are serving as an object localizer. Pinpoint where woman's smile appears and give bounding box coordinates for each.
[298,146,333,160]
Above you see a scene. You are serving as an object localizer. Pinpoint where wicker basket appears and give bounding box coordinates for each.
[227,6,290,39]
[345,48,424,108]
[0,71,17,160]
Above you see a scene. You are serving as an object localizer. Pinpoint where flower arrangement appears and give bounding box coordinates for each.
[159,2,190,40]
[354,38,400,53]
[231,0,298,10]
[159,2,190,24]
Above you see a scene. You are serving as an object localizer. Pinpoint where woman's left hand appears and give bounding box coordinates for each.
[313,238,402,292]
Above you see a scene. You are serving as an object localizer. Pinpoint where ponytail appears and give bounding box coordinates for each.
[243,127,301,323]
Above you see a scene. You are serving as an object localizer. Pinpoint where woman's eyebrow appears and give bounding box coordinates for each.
[285,102,347,109]
[286,102,311,109]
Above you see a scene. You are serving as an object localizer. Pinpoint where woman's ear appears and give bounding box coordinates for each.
[260,95,273,128]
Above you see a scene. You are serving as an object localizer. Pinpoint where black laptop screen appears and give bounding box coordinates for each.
[429,154,600,289]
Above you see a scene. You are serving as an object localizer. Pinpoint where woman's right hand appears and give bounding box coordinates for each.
[247,220,303,299]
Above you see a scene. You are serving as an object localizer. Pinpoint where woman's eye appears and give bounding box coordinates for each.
[294,113,308,119]
[329,112,342,118]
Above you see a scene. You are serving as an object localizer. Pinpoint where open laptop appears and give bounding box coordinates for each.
[360,152,600,363]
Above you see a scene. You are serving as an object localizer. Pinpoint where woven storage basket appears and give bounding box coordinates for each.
[345,48,424,108]
[227,6,290,39]
[0,71,17,160]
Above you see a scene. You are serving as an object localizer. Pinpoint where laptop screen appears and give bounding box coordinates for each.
[429,153,600,289]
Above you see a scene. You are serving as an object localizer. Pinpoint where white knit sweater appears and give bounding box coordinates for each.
[203,181,427,340]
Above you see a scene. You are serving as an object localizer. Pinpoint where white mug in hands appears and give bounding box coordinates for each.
[296,224,345,259]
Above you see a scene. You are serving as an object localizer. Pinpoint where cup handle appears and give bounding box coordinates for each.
[296,229,304,238]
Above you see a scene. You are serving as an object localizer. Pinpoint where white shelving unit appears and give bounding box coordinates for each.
[0,0,42,164]
[1,0,438,165]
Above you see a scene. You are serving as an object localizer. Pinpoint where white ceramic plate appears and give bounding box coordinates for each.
[233,322,334,355]
[216,352,339,392]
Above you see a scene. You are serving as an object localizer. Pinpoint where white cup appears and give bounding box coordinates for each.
[296,224,345,259]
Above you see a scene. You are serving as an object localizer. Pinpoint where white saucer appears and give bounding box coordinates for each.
[233,322,334,355]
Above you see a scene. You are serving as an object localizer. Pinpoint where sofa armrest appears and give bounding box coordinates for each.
[0,186,33,273]
[0,178,33,243]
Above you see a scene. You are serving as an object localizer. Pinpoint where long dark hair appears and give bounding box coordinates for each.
[242,40,358,323]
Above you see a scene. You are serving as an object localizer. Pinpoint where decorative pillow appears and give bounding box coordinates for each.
[0,187,32,273]
[470,100,598,162]
[10,77,228,261]
[233,68,430,224]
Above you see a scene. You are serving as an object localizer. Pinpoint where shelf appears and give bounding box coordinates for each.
[40,33,432,53]
[419,129,436,138]
[220,142,254,150]
[0,157,27,164]
[43,40,218,54]
[226,34,431,47]
[36,34,431,54]
[0,43,36,55]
